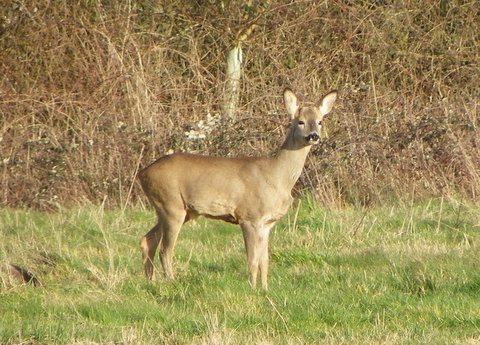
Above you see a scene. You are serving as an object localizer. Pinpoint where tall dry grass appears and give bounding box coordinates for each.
[0,0,479,209]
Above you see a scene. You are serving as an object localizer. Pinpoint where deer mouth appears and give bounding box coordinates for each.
[305,133,320,144]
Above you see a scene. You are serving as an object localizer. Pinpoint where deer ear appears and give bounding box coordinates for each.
[283,88,299,119]
[318,90,337,116]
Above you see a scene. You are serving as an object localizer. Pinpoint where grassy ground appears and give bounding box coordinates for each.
[1,197,480,344]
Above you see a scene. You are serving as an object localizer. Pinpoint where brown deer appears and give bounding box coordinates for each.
[138,88,337,289]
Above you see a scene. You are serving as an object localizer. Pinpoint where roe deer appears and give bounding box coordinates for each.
[138,88,337,289]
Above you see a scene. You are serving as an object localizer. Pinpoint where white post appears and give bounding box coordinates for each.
[223,45,243,121]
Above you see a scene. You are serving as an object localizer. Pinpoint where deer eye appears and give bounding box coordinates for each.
[318,120,323,125]
[298,120,305,126]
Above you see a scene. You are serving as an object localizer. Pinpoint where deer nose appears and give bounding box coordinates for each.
[306,133,320,143]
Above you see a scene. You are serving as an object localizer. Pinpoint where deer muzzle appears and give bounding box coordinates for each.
[305,133,320,144]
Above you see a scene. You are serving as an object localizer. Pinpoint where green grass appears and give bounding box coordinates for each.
[1,198,480,344]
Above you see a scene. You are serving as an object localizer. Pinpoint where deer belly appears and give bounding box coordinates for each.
[186,200,238,224]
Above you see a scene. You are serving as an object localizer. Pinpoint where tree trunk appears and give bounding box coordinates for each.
[223,45,243,121]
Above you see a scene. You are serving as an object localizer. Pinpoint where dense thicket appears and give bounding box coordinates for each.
[1,0,479,209]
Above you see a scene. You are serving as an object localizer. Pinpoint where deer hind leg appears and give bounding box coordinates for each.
[240,222,273,290]
[140,223,162,279]
[158,209,186,280]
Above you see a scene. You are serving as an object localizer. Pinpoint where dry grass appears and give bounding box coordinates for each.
[0,1,479,209]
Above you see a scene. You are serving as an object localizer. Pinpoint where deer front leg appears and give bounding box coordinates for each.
[259,222,275,290]
[240,222,273,290]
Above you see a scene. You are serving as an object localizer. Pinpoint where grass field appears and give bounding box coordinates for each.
[1,197,480,344]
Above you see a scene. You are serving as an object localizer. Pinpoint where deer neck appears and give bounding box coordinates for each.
[271,131,312,192]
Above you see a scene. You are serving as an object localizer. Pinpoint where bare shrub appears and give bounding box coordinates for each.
[1,1,478,209]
